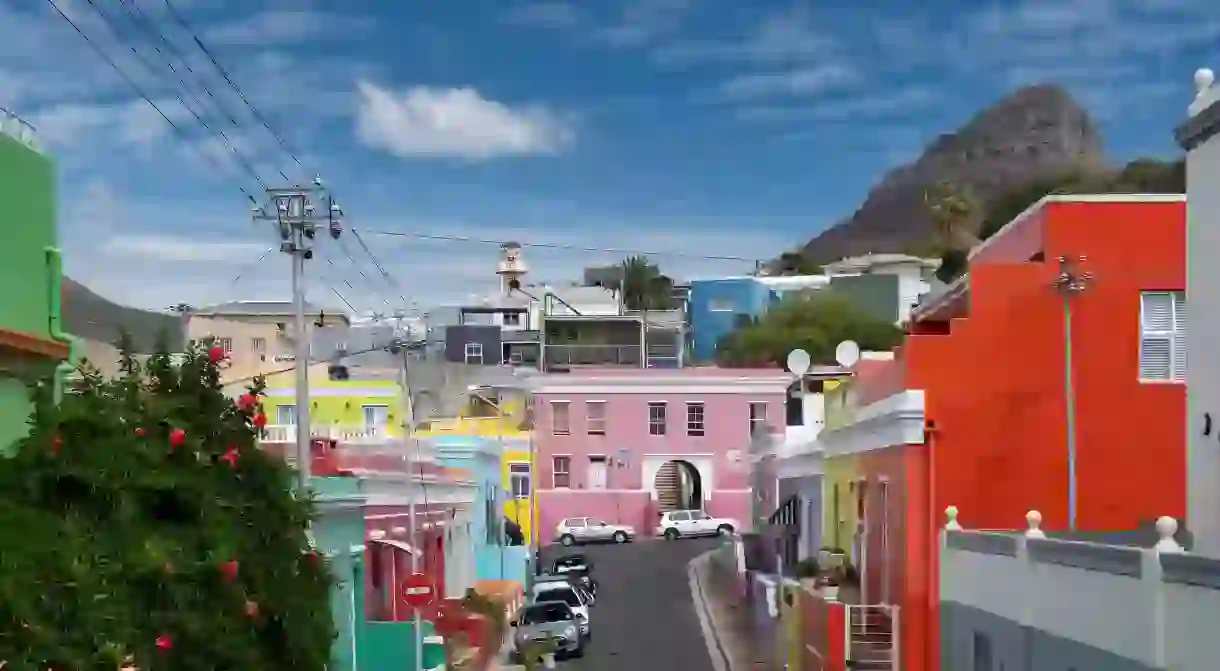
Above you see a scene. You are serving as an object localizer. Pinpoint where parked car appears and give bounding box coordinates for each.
[656,510,738,540]
[554,517,635,546]
[537,573,596,606]
[531,581,592,640]
[510,601,585,662]
[551,553,598,597]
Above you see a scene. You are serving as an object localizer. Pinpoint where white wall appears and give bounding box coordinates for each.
[1184,75,1220,557]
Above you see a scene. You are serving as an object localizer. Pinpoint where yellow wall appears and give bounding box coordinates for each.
[258,368,405,434]
[412,397,536,544]
[822,377,861,551]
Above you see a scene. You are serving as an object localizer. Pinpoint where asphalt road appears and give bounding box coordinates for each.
[530,537,723,671]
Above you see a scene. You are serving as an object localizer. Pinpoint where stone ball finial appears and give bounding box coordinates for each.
[1196,68,1215,95]
[945,505,962,530]
[1155,516,1185,554]
[1025,510,1046,538]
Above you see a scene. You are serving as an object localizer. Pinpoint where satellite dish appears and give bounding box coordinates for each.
[835,340,860,367]
[785,348,811,377]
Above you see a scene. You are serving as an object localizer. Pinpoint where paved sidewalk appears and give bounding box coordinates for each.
[689,551,779,671]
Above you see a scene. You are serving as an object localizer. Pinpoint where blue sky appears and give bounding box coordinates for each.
[1,0,1216,312]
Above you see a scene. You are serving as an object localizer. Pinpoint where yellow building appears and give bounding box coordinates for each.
[821,377,862,554]
[241,364,405,438]
[412,393,535,544]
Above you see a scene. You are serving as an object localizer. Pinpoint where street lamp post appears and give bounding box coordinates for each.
[1053,255,1092,532]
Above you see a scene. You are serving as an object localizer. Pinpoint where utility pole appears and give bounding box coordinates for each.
[1052,255,1092,531]
[392,337,426,671]
[252,178,344,492]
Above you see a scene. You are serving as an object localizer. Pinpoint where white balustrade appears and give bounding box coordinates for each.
[944,505,1186,554]
[1154,516,1184,554]
[944,505,962,530]
[1025,510,1046,539]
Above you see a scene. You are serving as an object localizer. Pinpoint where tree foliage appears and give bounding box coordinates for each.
[0,341,334,670]
[617,255,675,311]
[715,292,903,368]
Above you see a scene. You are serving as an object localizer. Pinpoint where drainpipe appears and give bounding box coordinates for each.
[45,247,76,402]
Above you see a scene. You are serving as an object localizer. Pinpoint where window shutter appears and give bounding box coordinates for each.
[1173,293,1187,381]
[1141,293,1174,331]
[1140,337,1172,380]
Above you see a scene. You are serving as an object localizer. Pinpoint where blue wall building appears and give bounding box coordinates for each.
[433,436,530,587]
[688,278,776,362]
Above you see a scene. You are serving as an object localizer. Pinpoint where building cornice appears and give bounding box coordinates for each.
[820,390,925,457]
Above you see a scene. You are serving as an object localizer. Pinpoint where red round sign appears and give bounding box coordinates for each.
[400,573,435,607]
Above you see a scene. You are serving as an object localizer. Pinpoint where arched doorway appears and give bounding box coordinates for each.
[653,459,703,512]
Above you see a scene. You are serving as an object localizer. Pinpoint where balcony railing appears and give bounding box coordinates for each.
[544,344,642,368]
[262,423,395,444]
[1,107,41,152]
[260,425,437,474]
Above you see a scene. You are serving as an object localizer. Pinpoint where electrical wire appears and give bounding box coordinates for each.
[354,228,763,263]
[114,0,293,183]
[76,0,269,191]
[161,0,308,178]
[44,0,261,204]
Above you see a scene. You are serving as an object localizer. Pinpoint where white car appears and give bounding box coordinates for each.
[554,517,635,546]
[656,510,738,540]
[531,582,592,639]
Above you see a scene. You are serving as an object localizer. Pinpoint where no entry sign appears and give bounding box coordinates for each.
[401,573,435,607]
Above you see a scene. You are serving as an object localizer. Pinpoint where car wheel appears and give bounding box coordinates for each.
[613,530,628,543]
[664,528,680,541]
[570,644,585,658]
[560,534,576,546]
[717,524,735,536]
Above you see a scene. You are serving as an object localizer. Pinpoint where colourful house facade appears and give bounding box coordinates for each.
[817,194,1188,671]
[532,368,791,540]
[257,370,404,440]
[0,111,71,452]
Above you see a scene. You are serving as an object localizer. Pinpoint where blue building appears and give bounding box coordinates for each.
[433,436,530,587]
[688,278,774,362]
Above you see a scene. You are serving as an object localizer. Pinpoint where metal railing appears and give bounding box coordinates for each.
[0,107,41,152]
[262,423,394,443]
[544,344,642,367]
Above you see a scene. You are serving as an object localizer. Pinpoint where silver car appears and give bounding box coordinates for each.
[554,516,636,546]
[510,601,585,662]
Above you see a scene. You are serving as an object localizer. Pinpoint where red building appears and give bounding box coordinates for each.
[817,194,1186,671]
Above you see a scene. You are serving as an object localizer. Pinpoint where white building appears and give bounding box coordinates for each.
[1178,67,1220,557]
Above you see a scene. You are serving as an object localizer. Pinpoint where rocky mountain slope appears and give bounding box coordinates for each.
[61,278,182,353]
[798,85,1109,264]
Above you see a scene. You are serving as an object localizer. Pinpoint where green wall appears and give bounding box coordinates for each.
[827,274,900,323]
[0,132,60,454]
[0,134,56,337]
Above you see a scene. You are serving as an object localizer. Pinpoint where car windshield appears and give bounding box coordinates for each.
[536,588,582,607]
[554,556,588,572]
[520,603,573,625]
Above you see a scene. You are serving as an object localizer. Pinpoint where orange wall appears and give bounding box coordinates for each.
[844,199,1186,671]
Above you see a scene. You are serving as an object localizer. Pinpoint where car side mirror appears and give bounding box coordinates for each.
[509,619,517,627]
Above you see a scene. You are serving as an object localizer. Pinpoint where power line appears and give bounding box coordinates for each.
[75,0,269,191]
[354,228,763,262]
[45,0,261,204]
[349,228,409,306]
[114,0,292,183]
[161,0,308,178]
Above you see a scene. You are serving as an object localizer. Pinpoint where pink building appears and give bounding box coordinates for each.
[532,368,792,540]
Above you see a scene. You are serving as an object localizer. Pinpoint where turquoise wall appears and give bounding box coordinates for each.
[312,478,370,671]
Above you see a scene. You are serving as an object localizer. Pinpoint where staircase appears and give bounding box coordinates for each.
[654,461,681,512]
[845,605,898,670]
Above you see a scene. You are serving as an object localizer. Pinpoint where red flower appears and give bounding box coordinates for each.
[208,346,227,363]
[169,428,186,449]
[237,394,257,412]
[221,559,240,581]
[244,600,260,617]
[221,447,240,468]
[134,427,146,437]
[252,413,267,429]
[155,635,172,651]
[51,435,62,453]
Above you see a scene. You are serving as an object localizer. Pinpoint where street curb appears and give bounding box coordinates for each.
[689,549,734,671]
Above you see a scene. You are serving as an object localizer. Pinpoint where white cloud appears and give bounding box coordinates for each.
[738,87,937,123]
[501,3,580,29]
[716,65,857,101]
[654,6,834,66]
[202,9,375,46]
[353,81,575,160]
[102,235,271,263]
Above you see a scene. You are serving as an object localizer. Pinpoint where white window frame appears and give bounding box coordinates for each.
[362,404,390,429]
[1139,291,1186,383]
[464,342,484,365]
[251,337,266,354]
[648,402,667,436]
[218,337,233,353]
[509,463,531,499]
[587,455,608,490]
[503,312,522,326]
[552,401,571,435]
[750,402,768,436]
[586,400,607,435]
[275,404,297,426]
[553,456,571,489]
[708,297,735,312]
[686,402,705,436]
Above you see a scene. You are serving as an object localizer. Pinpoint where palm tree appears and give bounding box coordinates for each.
[617,255,672,312]
[924,180,980,283]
